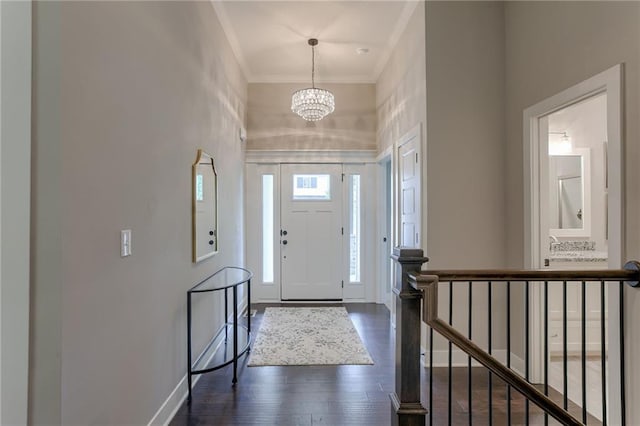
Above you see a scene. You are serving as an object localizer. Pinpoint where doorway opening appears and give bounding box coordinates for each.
[377,150,394,312]
[544,93,609,421]
[524,64,623,423]
[246,161,375,303]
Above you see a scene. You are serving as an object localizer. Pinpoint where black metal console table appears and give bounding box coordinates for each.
[187,266,252,401]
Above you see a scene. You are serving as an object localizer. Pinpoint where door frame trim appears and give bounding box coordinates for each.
[247,158,379,303]
[376,146,394,309]
[524,64,623,271]
[523,64,623,422]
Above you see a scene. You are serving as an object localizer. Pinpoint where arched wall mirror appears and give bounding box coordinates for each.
[192,150,218,263]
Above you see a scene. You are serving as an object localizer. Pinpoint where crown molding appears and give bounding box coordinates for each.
[210,0,419,85]
[248,75,376,84]
[210,0,252,82]
[245,149,378,164]
[371,0,419,81]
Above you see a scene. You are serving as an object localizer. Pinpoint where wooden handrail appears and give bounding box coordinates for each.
[421,261,640,284]
[390,249,640,426]
[431,317,583,426]
[411,273,584,426]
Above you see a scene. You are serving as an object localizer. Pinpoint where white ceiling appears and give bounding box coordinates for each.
[211,1,419,84]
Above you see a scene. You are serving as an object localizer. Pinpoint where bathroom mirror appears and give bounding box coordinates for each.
[549,148,591,237]
[192,150,218,263]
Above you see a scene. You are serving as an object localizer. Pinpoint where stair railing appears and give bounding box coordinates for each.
[390,247,640,426]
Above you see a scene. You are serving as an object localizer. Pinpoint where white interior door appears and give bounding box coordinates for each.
[280,164,343,300]
[399,128,421,248]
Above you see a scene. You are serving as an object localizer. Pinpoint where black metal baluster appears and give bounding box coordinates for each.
[224,288,229,340]
[232,286,238,384]
[601,280,607,426]
[507,281,512,425]
[581,281,587,424]
[526,280,530,425]
[544,281,549,426]
[247,279,251,336]
[620,282,626,426]
[449,281,454,426]
[468,281,473,426]
[187,292,193,401]
[563,280,568,411]
[430,326,434,426]
[488,281,493,426]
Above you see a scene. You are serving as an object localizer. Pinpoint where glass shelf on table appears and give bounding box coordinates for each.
[188,266,252,293]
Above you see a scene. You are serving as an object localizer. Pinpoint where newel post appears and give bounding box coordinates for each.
[390,247,428,426]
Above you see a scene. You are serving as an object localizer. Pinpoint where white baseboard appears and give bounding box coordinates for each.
[420,346,526,377]
[257,299,371,304]
[146,373,192,426]
[238,299,248,319]
[253,298,281,303]
[148,303,249,425]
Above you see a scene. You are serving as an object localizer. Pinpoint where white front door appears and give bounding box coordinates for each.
[280,164,343,300]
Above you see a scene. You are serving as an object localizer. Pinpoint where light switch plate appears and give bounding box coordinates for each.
[121,229,132,257]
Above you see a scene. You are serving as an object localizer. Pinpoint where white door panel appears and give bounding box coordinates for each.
[402,188,415,214]
[399,130,421,248]
[281,164,343,300]
[402,223,415,247]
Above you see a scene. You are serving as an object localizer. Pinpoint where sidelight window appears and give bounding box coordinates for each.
[262,175,274,283]
[349,174,361,283]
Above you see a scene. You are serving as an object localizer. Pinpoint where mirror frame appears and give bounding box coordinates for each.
[549,147,591,238]
[192,149,218,263]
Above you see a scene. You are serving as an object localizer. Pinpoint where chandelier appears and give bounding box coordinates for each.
[291,39,335,121]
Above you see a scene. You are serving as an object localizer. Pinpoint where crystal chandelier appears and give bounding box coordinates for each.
[291,39,335,121]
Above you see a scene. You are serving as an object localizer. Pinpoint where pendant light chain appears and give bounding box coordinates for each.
[311,43,315,88]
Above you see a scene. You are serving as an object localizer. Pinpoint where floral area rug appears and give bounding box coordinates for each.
[247,307,374,366]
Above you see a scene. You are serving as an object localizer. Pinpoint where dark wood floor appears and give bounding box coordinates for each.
[171,303,598,426]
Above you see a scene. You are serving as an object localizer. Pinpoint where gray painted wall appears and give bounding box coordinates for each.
[30,2,247,424]
[376,1,426,155]
[1,1,31,424]
[425,1,507,270]
[376,2,429,352]
[423,1,508,354]
[25,0,640,423]
[505,1,640,268]
[247,83,376,151]
[504,2,640,420]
